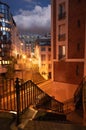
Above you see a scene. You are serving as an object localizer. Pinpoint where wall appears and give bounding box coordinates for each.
[53,61,84,84]
[68,0,86,59]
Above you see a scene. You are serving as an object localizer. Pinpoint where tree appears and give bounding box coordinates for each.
[6,56,17,78]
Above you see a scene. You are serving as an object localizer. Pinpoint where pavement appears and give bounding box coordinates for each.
[0,111,14,130]
[0,107,37,130]
[21,121,86,130]
[0,107,86,130]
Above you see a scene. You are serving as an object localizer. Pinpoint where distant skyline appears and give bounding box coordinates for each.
[2,0,51,34]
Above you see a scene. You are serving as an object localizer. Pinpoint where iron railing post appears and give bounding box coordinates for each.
[15,78,20,125]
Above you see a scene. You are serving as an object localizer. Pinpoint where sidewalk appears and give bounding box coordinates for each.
[0,108,86,130]
[0,111,14,130]
[21,121,86,130]
[0,107,37,130]
[11,109,86,130]
[11,107,38,130]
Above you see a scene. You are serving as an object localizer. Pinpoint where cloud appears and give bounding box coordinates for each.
[14,5,51,34]
[24,0,40,5]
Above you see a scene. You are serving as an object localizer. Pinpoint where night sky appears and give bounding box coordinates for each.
[2,0,51,34]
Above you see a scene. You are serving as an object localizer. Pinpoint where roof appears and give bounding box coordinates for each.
[36,38,51,46]
[39,41,50,46]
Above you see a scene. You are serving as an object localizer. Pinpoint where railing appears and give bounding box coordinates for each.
[1,76,85,125]
[82,76,86,122]
[63,98,75,113]
[2,76,84,124]
[74,80,83,104]
[74,77,86,109]
[35,95,64,113]
[0,78,64,125]
[15,78,65,124]
[0,78,16,111]
[63,78,86,114]
[58,54,66,60]
[83,76,86,84]
[58,12,66,20]
[58,34,66,41]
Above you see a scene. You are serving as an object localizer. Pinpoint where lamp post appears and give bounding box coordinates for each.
[15,78,20,125]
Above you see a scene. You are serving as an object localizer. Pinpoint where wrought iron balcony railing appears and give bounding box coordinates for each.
[58,34,66,41]
[58,12,66,20]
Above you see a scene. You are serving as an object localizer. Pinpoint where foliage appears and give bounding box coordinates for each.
[6,56,17,78]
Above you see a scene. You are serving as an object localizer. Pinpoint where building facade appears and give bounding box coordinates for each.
[0,1,23,74]
[0,2,12,67]
[35,36,51,80]
[51,0,86,84]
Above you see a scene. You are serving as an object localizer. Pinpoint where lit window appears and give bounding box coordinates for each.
[58,45,66,60]
[5,61,8,64]
[2,60,5,64]
[1,27,2,30]
[2,18,5,22]
[0,61,1,64]
[8,61,10,64]
[1,44,3,48]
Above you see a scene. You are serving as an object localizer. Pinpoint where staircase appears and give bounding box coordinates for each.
[74,77,86,109]
[0,77,85,124]
[32,72,46,84]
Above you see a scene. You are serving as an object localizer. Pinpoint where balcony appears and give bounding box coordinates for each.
[58,34,66,41]
[58,54,66,60]
[58,12,66,20]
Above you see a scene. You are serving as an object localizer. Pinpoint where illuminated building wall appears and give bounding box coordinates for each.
[0,1,12,66]
[35,36,51,80]
[11,20,22,59]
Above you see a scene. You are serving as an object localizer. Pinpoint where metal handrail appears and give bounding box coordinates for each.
[74,77,86,98]
[20,80,64,113]
[74,76,86,106]
[63,98,75,113]
[74,81,83,98]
